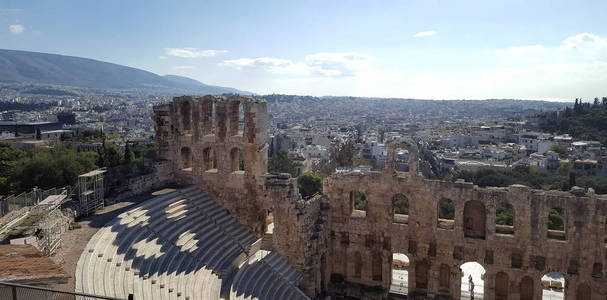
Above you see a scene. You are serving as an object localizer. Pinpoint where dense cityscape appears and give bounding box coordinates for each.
[2,1,607,299]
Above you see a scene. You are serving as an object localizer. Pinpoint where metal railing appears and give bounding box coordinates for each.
[0,282,129,300]
[1,185,73,217]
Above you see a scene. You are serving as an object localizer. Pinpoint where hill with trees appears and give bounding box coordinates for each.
[540,97,607,146]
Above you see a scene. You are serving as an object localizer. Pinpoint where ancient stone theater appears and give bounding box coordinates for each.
[76,95,607,300]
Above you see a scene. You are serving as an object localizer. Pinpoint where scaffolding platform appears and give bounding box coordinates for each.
[78,169,106,217]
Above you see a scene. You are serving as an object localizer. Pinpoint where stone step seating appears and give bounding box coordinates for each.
[76,186,260,300]
[230,250,309,300]
[260,252,302,285]
[260,232,273,250]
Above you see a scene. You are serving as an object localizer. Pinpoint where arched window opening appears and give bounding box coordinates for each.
[496,202,514,235]
[460,262,485,299]
[392,194,409,224]
[230,148,244,172]
[181,101,191,133]
[372,254,382,281]
[576,282,591,299]
[390,253,409,295]
[350,191,367,217]
[239,102,244,135]
[353,252,362,278]
[464,201,486,239]
[439,264,450,292]
[519,276,534,300]
[511,251,523,268]
[438,197,455,230]
[202,148,212,171]
[415,260,429,290]
[229,100,240,136]
[541,272,565,299]
[547,207,566,240]
[180,147,191,170]
[265,210,274,235]
[211,102,216,135]
[212,150,218,169]
[394,148,410,172]
[202,99,213,135]
[495,272,509,300]
[592,263,603,278]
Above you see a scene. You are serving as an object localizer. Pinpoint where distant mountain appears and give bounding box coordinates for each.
[162,74,244,94]
[0,49,249,94]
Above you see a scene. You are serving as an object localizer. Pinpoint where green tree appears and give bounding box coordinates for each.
[438,198,455,219]
[97,143,123,168]
[549,145,568,156]
[569,172,576,188]
[331,142,354,167]
[268,150,297,177]
[496,204,514,226]
[0,143,25,195]
[10,147,98,192]
[392,194,409,215]
[548,208,564,230]
[352,191,367,211]
[297,172,323,199]
[124,143,135,165]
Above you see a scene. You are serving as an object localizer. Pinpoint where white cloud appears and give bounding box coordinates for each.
[165,48,228,58]
[172,66,194,70]
[561,32,605,51]
[559,33,607,60]
[224,33,607,100]
[305,52,374,77]
[158,56,167,60]
[220,52,374,77]
[9,24,24,35]
[413,31,436,37]
[220,57,310,75]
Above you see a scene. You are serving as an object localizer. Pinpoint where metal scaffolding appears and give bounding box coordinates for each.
[37,207,66,255]
[78,169,106,216]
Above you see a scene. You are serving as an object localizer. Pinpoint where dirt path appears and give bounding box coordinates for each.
[50,192,154,292]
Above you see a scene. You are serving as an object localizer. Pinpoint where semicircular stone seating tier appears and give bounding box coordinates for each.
[230,250,309,300]
[76,186,308,300]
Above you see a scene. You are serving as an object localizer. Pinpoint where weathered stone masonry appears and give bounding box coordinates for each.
[155,96,607,299]
[154,95,269,236]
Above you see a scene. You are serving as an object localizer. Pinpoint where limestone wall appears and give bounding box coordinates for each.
[322,139,607,299]
[153,95,269,236]
[154,97,607,299]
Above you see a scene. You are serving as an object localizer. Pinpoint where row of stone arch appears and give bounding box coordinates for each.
[348,191,565,239]
[178,97,244,137]
[179,146,244,172]
[391,255,593,300]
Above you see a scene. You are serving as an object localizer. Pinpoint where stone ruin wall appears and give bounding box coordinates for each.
[264,174,330,297]
[323,139,607,300]
[154,96,607,299]
[154,95,269,236]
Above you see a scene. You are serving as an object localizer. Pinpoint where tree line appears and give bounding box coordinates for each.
[445,164,607,194]
[0,141,155,196]
[541,97,607,146]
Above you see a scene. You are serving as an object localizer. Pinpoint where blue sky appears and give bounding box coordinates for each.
[2,0,607,100]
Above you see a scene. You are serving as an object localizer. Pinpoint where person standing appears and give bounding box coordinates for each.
[469,275,475,300]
